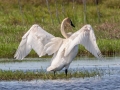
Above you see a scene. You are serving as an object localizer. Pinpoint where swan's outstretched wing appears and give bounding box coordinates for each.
[14,24,54,60]
[65,24,102,59]
[44,37,63,55]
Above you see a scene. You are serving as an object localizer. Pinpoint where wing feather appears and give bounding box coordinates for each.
[14,24,54,60]
[44,37,63,55]
[65,24,102,59]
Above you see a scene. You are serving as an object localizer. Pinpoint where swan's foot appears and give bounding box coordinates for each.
[65,69,68,76]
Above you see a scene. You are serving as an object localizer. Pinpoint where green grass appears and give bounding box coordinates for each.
[77,39,120,57]
[0,0,120,58]
[0,68,102,80]
[97,39,120,56]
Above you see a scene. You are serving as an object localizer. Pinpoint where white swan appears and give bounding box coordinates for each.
[14,17,102,76]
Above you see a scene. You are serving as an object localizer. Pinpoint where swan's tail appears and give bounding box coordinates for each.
[47,65,64,72]
[47,66,55,71]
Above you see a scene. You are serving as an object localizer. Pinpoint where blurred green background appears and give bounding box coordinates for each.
[0,0,120,58]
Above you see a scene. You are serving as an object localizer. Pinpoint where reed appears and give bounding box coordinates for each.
[0,0,120,58]
[0,68,103,80]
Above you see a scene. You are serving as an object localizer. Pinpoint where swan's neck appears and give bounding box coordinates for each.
[61,21,68,39]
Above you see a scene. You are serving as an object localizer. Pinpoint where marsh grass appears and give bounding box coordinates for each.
[77,39,120,57]
[0,68,103,81]
[0,0,120,58]
[98,39,120,56]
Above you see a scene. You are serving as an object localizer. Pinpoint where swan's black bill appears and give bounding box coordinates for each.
[71,21,75,27]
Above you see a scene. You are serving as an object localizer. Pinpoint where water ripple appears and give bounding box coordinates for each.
[0,75,120,90]
[0,57,120,90]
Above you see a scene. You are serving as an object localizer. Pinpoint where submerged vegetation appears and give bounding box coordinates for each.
[0,68,102,80]
[0,0,120,58]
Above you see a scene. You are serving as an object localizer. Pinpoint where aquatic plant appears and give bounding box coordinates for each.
[0,68,103,81]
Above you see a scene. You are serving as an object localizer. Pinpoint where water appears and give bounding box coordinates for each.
[0,57,120,70]
[0,57,120,90]
[0,75,120,90]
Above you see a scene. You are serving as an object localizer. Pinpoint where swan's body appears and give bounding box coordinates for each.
[14,18,102,75]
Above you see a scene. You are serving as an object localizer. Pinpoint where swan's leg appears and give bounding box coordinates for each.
[54,71,56,76]
[65,69,68,76]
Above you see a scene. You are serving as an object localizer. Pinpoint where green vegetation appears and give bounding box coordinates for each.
[0,0,120,58]
[0,68,102,80]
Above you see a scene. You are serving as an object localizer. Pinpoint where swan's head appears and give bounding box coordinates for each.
[62,17,75,27]
[61,17,75,38]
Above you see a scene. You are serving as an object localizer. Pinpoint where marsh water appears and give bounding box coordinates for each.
[0,57,120,90]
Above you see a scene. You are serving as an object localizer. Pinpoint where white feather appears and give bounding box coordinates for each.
[44,37,63,55]
[64,24,102,59]
[14,24,54,59]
